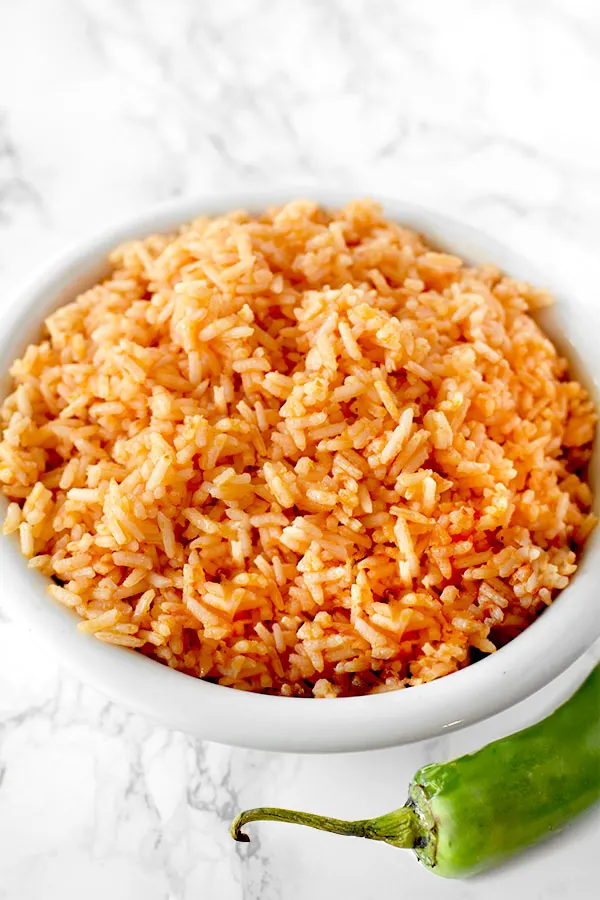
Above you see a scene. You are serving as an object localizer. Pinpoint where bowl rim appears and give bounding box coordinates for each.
[0,188,598,753]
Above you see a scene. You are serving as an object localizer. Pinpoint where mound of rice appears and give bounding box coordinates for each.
[0,200,596,697]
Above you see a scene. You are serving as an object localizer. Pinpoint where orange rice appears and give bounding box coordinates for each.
[0,200,596,697]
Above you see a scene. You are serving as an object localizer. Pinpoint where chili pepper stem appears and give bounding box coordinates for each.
[230,805,419,849]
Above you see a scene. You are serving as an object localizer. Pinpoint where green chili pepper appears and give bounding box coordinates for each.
[231,663,600,878]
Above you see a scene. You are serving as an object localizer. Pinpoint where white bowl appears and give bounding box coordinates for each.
[0,191,598,752]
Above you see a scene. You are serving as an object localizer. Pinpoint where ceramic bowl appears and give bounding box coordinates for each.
[0,190,598,752]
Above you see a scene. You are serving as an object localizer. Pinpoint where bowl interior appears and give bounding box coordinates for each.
[0,190,597,752]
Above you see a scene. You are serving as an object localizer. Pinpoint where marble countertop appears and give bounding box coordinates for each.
[1,1,599,897]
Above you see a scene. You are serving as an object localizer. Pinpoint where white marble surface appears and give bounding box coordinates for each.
[0,0,599,897]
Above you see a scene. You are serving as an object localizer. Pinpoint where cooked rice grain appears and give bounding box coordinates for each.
[0,200,596,697]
